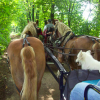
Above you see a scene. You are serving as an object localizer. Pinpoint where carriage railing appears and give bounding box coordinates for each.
[84,84,100,100]
[44,45,70,100]
[44,46,67,72]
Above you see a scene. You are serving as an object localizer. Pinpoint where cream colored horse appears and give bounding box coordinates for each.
[21,20,38,38]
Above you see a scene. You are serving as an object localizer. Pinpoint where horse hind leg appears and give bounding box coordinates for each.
[20,46,37,100]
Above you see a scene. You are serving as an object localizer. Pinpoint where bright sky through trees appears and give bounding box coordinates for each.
[82,2,95,21]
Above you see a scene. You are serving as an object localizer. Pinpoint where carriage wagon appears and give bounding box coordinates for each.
[7,20,100,100]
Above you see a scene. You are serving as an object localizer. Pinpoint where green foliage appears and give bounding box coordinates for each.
[0,0,100,56]
[0,33,11,55]
[0,0,15,55]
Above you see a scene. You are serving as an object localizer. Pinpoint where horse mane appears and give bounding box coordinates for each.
[55,21,72,36]
[21,21,37,38]
[20,46,37,100]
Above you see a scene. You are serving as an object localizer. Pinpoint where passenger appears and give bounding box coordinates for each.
[43,19,54,36]
[43,19,54,43]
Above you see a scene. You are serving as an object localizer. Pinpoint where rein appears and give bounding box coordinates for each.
[44,43,92,51]
[44,44,93,56]
[44,34,100,57]
[47,47,77,56]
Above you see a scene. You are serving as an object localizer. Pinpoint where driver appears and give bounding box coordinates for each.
[43,19,54,36]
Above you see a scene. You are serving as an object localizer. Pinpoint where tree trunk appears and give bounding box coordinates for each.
[36,5,39,25]
[29,11,31,21]
[51,4,54,22]
[61,13,64,22]
[68,19,70,27]
[32,5,34,21]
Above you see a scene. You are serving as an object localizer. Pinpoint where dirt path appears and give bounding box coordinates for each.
[0,36,60,100]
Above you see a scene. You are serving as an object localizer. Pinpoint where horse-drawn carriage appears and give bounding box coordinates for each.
[7,20,100,100]
[44,20,100,100]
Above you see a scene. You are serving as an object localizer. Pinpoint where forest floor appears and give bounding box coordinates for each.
[0,34,60,100]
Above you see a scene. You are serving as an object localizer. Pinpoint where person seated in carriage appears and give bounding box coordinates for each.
[43,19,55,43]
[43,19,54,35]
[37,27,44,41]
[70,80,100,100]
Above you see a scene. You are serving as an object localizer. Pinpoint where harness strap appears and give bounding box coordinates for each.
[23,36,30,47]
[63,32,75,48]
[15,85,21,94]
[56,31,72,47]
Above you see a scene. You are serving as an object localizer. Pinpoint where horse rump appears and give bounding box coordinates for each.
[20,46,37,100]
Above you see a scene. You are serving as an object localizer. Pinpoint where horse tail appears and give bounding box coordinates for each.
[20,46,37,100]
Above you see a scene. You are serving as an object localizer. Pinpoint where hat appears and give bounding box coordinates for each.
[48,19,51,22]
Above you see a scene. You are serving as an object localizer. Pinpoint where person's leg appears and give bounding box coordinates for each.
[83,79,100,85]
[70,82,100,100]
[97,80,100,86]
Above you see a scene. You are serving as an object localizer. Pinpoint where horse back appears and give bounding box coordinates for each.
[7,37,45,93]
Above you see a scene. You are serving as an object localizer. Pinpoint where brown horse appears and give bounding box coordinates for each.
[7,21,45,100]
[52,20,100,69]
